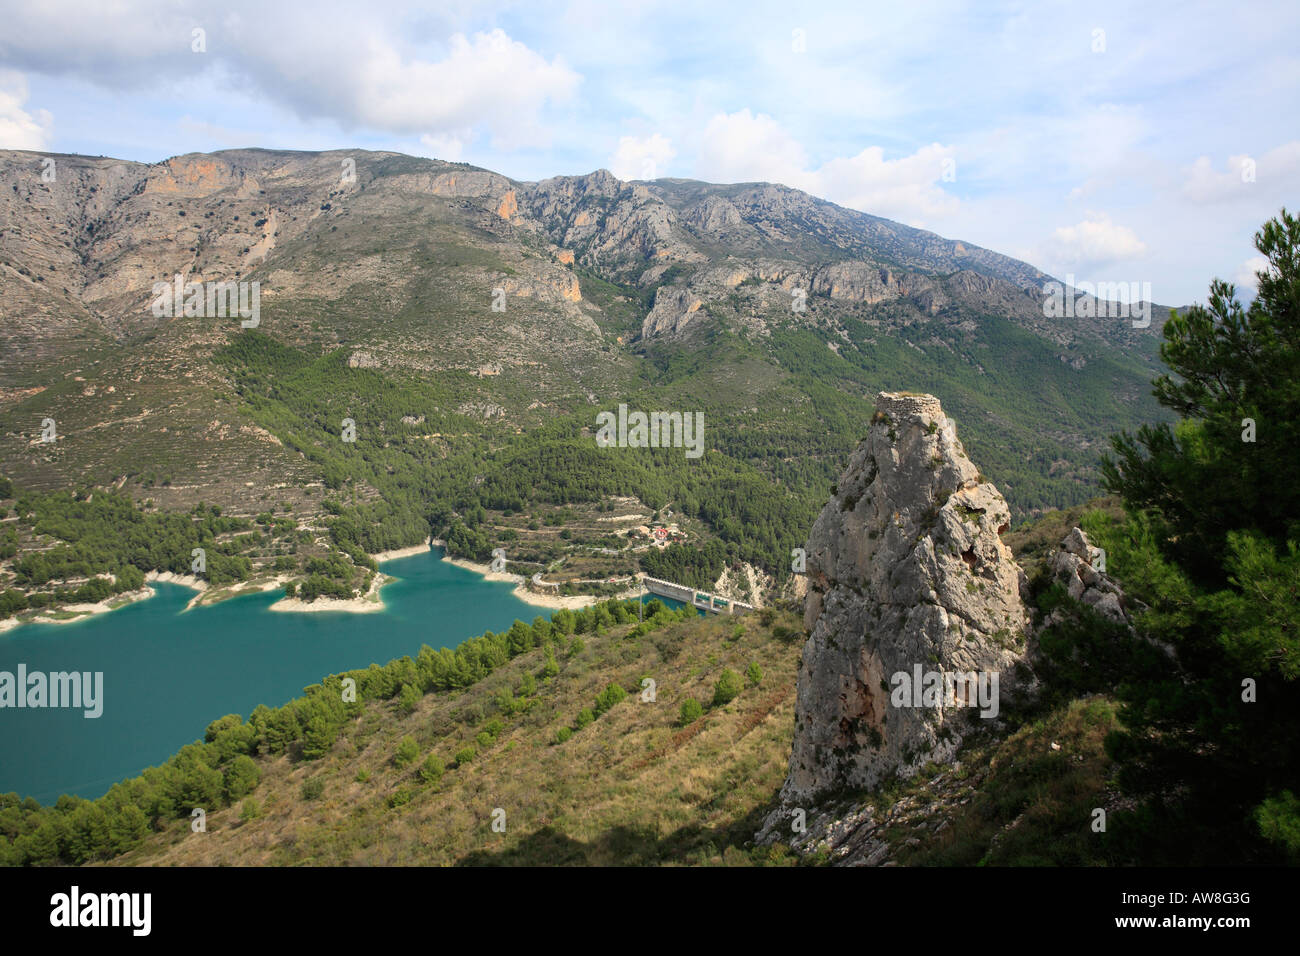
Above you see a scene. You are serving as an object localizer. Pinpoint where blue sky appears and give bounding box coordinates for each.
[2,0,1297,304]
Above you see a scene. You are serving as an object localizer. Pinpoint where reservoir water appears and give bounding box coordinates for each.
[0,550,571,804]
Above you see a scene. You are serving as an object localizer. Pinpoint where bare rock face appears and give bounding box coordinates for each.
[778,392,1032,809]
[347,350,381,369]
[641,286,705,337]
[1047,527,1130,625]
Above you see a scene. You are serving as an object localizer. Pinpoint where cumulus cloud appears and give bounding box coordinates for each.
[0,4,578,150]
[816,144,959,222]
[692,109,956,226]
[1183,142,1300,203]
[695,109,809,187]
[1184,153,1259,203]
[0,70,53,150]
[419,132,468,162]
[1036,215,1148,272]
[1234,255,1271,293]
[608,133,675,181]
[329,30,579,148]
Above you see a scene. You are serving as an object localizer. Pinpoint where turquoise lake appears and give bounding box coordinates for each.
[0,549,617,805]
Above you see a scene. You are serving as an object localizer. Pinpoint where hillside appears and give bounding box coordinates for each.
[0,547,1131,868]
[0,592,1124,868]
[113,604,805,866]
[0,147,1177,619]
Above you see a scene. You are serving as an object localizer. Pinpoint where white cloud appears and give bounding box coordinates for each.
[1234,255,1270,292]
[0,70,53,150]
[1184,153,1258,203]
[1183,142,1300,203]
[0,5,578,151]
[608,133,675,181]
[1037,215,1148,272]
[816,144,958,222]
[338,30,579,148]
[692,109,955,226]
[418,132,468,162]
[695,110,809,187]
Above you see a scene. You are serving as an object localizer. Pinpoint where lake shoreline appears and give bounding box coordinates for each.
[439,555,626,611]
[0,586,158,632]
[372,543,435,563]
[1,536,560,805]
[267,571,390,614]
[0,538,627,631]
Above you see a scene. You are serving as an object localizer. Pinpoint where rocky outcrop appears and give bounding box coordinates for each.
[771,392,1032,816]
[767,762,983,865]
[641,286,704,337]
[808,260,938,309]
[522,170,703,276]
[347,350,381,369]
[1046,527,1131,626]
[683,195,747,235]
[712,561,800,608]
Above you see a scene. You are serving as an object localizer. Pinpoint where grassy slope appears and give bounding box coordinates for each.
[114,609,806,867]
[106,501,1136,868]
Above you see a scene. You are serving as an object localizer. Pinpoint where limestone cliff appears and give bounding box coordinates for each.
[777,392,1033,809]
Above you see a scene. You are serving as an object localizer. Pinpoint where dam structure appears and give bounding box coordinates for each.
[641,576,756,615]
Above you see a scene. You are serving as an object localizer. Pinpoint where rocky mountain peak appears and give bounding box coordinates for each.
[774,391,1033,811]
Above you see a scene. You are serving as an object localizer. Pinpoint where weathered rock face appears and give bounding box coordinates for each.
[780,392,1032,807]
[1047,527,1131,626]
[641,286,704,337]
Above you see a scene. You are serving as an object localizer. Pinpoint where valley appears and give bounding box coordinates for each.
[0,148,1173,623]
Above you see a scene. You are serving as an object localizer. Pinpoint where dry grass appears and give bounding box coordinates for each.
[114,609,805,866]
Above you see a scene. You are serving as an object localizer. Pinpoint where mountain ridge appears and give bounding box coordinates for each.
[0,145,1174,624]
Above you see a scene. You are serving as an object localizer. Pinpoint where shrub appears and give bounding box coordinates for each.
[593,682,628,717]
[772,625,799,644]
[678,698,704,725]
[394,736,419,767]
[712,669,743,707]
[454,746,477,766]
[419,755,445,784]
[300,777,324,800]
[746,661,764,687]
[222,754,260,800]
[239,798,261,822]
[553,726,573,745]
[574,708,595,730]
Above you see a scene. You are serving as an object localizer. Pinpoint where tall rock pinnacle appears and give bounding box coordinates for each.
[781,392,1032,805]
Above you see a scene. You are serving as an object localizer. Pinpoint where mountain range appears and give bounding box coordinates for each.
[0,147,1175,604]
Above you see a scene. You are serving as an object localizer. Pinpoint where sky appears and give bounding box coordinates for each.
[1,0,1297,305]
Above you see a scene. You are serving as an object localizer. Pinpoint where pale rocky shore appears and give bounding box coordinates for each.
[372,544,435,563]
[0,586,156,631]
[0,539,619,631]
[440,555,608,610]
[267,571,390,614]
